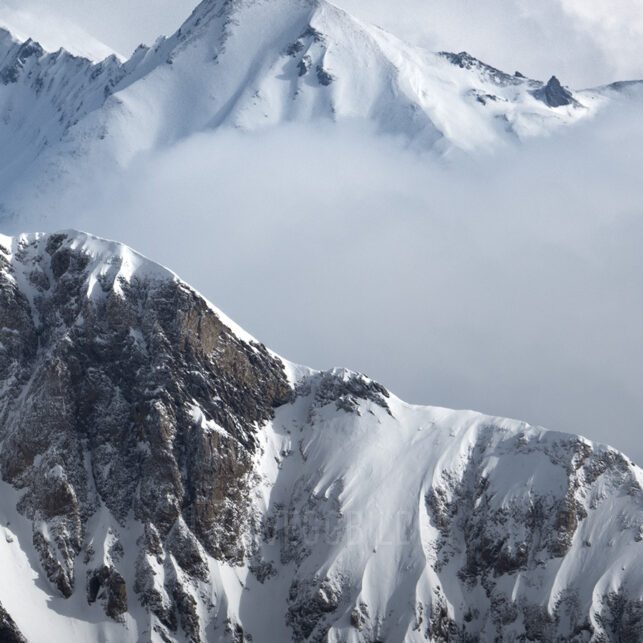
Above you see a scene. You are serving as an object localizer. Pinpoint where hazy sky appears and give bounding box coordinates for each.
[2,0,643,86]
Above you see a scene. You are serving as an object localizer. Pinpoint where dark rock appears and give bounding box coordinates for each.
[87,565,128,621]
[428,593,461,642]
[302,369,391,415]
[298,56,311,77]
[522,603,556,641]
[171,579,201,643]
[316,65,333,86]
[285,41,304,57]
[350,602,370,630]
[134,553,177,632]
[0,64,20,85]
[33,529,75,598]
[533,76,576,107]
[287,577,344,641]
[0,233,291,636]
[0,602,27,643]
[597,592,643,643]
[300,26,325,44]
[424,429,640,641]
[439,51,524,86]
[225,620,253,643]
[165,518,208,581]
[549,491,586,557]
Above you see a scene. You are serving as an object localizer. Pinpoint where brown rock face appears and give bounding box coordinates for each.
[87,565,128,620]
[3,232,640,643]
[0,232,291,630]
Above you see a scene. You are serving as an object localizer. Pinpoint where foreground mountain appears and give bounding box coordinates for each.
[2,0,643,220]
[0,230,641,642]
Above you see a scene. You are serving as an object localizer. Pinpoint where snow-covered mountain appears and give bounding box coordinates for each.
[0,29,123,188]
[0,230,641,642]
[1,0,642,221]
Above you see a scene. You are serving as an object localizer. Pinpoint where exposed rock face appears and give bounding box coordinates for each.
[424,430,641,641]
[0,37,44,85]
[533,75,577,107]
[0,602,27,643]
[287,576,344,642]
[439,51,531,87]
[0,231,641,642]
[87,565,128,620]
[298,368,391,415]
[0,231,290,636]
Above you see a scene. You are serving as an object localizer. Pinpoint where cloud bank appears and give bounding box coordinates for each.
[7,95,643,466]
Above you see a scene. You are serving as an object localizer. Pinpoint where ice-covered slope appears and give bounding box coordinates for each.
[2,0,641,219]
[0,28,123,187]
[0,230,641,642]
[71,0,589,157]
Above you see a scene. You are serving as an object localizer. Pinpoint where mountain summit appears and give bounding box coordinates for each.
[0,0,594,160]
[0,230,641,642]
[4,0,642,222]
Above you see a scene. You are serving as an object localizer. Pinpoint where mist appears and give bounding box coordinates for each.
[7,100,643,466]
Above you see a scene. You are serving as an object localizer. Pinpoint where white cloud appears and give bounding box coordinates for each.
[560,0,643,80]
[9,100,643,466]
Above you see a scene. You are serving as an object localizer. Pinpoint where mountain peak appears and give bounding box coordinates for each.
[0,230,262,347]
[180,0,323,35]
[533,74,577,107]
[0,0,622,220]
[1,230,642,641]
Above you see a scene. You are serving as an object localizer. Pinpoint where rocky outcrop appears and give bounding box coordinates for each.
[424,429,642,641]
[439,51,529,87]
[287,576,345,642]
[0,602,27,643]
[533,75,577,107]
[87,565,128,620]
[296,369,390,415]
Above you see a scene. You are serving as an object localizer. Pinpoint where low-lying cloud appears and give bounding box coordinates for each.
[7,100,643,465]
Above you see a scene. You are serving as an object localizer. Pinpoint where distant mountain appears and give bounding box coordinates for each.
[1,0,642,222]
[0,230,641,642]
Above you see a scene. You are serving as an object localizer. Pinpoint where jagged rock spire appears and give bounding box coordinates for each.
[534,75,576,107]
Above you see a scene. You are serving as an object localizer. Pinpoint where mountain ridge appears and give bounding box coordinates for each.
[0,230,641,642]
[3,0,643,223]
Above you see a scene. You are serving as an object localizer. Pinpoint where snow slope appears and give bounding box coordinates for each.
[0,28,123,190]
[0,231,641,642]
